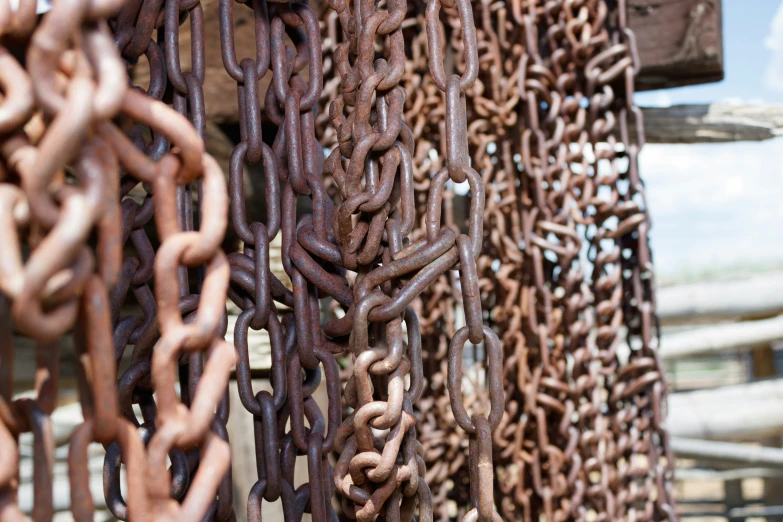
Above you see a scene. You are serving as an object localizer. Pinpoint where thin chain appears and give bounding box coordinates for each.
[324,0,429,516]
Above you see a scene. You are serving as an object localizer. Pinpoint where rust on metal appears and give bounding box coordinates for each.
[0,0,675,520]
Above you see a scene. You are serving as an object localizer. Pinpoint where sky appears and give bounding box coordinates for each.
[633,0,783,283]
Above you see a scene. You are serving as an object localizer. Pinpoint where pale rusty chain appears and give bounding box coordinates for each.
[0,0,675,521]
[0,0,232,517]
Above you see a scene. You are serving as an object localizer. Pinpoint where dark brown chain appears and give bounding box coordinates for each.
[220,0,347,518]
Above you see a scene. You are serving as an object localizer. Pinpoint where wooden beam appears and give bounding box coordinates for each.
[133,1,724,124]
[668,378,783,440]
[657,272,783,325]
[629,0,723,91]
[671,437,783,469]
[641,104,783,143]
[660,315,783,360]
[677,467,783,482]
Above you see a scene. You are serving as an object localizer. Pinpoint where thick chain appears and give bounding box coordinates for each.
[0,0,232,517]
[220,0,347,518]
[106,0,237,518]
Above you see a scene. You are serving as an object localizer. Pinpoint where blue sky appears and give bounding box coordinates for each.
[635,0,783,282]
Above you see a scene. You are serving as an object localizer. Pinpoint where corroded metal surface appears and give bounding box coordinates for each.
[0,0,674,521]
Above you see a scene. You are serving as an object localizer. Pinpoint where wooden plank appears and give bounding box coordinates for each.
[671,437,783,469]
[640,104,783,143]
[657,272,783,325]
[660,315,783,360]
[629,0,723,91]
[668,378,783,440]
[676,467,783,482]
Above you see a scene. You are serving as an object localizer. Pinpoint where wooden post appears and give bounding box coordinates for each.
[752,346,778,381]
[724,479,744,514]
[752,343,783,521]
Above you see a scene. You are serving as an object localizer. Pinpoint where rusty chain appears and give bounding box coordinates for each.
[220,0,346,519]
[0,0,675,520]
[0,0,232,516]
[318,0,676,520]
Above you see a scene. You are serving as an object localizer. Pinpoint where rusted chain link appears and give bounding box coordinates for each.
[220,0,347,519]
[322,0,432,515]
[107,0,238,517]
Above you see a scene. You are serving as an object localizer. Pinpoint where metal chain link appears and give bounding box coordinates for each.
[0,0,232,516]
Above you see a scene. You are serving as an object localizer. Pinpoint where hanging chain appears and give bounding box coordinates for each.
[318,0,677,520]
[323,0,430,516]
[0,0,676,520]
[220,0,348,518]
[0,0,232,516]
[107,0,239,518]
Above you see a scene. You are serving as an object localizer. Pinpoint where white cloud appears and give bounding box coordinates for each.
[634,91,672,108]
[764,1,783,90]
[720,96,765,106]
[640,138,783,278]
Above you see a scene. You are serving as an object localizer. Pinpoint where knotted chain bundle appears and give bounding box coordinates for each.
[0,0,674,520]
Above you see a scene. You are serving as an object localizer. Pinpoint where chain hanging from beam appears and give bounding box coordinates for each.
[0,0,675,520]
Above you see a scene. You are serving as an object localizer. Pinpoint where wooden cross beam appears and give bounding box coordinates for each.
[630,0,724,91]
[132,0,724,124]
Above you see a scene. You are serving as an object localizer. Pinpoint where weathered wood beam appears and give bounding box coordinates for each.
[139,0,723,124]
[671,437,783,469]
[660,315,783,360]
[668,378,783,440]
[676,467,783,481]
[641,104,783,143]
[657,272,783,325]
[629,0,723,91]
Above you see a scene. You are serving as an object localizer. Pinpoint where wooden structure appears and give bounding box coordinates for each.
[630,0,723,91]
[641,104,783,143]
[657,270,783,520]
